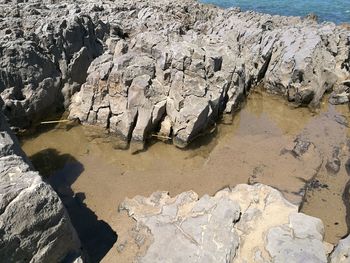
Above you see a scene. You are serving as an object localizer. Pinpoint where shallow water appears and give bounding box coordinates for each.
[20,91,350,262]
[201,0,350,24]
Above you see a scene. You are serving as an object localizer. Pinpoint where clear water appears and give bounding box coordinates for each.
[200,0,350,24]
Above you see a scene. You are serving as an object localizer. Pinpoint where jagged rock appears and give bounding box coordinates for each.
[292,137,312,158]
[0,1,105,128]
[121,184,330,263]
[64,0,350,148]
[0,101,83,262]
[0,0,349,145]
[329,81,350,105]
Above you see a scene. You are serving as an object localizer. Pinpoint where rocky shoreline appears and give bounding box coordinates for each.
[0,0,350,262]
[0,0,349,149]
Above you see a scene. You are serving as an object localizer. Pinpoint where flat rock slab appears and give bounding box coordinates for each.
[121,184,331,262]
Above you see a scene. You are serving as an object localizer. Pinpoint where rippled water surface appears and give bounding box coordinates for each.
[201,0,350,24]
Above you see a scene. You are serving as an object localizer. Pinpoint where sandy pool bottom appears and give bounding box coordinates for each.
[20,91,350,262]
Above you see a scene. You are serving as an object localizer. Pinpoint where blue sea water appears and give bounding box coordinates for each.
[200,0,350,24]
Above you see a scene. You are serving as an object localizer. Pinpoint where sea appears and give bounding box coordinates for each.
[200,0,350,24]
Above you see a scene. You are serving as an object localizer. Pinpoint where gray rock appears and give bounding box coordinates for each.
[326,147,341,174]
[329,81,350,105]
[330,234,350,263]
[66,0,350,148]
[0,0,349,145]
[121,184,331,263]
[121,191,241,263]
[292,137,312,158]
[266,212,328,263]
[0,3,105,128]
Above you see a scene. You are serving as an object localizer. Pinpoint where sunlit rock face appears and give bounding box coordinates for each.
[0,0,349,147]
[67,0,350,148]
[121,184,331,263]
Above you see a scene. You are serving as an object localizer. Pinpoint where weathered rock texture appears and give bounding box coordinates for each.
[0,101,82,262]
[0,0,105,127]
[121,184,333,263]
[66,0,350,148]
[0,0,349,147]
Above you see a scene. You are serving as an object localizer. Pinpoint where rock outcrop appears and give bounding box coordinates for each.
[0,0,349,147]
[0,0,105,128]
[0,101,82,262]
[121,184,333,262]
[67,0,350,148]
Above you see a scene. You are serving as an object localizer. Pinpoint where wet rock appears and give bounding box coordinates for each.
[326,147,341,174]
[292,137,312,158]
[329,81,350,105]
[307,179,329,190]
[121,184,331,262]
[0,103,82,262]
[0,3,104,128]
[334,114,349,127]
[329,92,349,105]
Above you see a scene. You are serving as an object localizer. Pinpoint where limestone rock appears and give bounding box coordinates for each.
[0,2,104,128]
[121,184,330,262]
[326,147,341,174]
[329,81,350,105]
[0,0,349,145]
[65,0,350,148]
[121,191,241,263]
[330,235,350,263]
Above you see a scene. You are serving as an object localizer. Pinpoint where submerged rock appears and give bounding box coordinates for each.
[0,102,82,262]
[120,184,331,262]
[326,147,341,174]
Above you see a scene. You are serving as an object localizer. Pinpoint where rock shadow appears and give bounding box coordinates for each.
[343,180,350,237]
[29,149,118,263]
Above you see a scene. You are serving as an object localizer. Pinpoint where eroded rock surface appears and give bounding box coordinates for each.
[0,0,349,147]
[0,0,105,127]
[66,0,350,149]
[121,184,332,262]
[330,234,350,263]
[0,102,82,262]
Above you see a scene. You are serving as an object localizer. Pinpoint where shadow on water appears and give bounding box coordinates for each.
[29,149,118,263]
